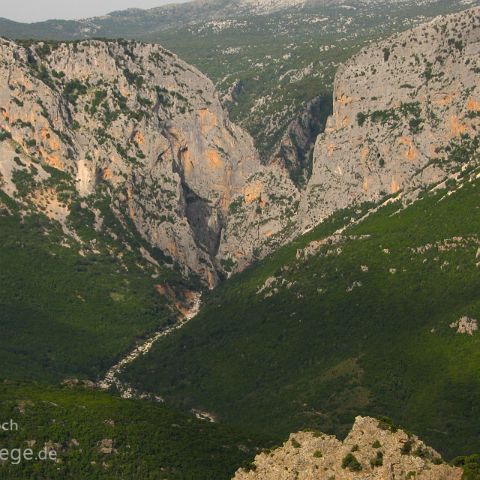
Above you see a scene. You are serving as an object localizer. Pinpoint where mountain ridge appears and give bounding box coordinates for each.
[217,5,480,274]
[0,0,477,174]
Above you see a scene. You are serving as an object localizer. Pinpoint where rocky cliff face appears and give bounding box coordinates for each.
[269,95,332,187]
[299,6,480,230]
[220,7,480,274]
[233,416,462,480]
[215,164,298,275]
[0,39,261,286]
[1,7,479,284]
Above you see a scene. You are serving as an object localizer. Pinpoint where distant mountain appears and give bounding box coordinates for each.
[0,0,477,40]
[0,0,308,40]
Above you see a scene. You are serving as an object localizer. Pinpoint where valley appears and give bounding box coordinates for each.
[0,1,479,479]
[121,162,480,459]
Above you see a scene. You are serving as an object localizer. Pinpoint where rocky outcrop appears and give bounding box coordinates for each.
[0,38,261,286]
[233,416,462,480]
[299,6,480,230]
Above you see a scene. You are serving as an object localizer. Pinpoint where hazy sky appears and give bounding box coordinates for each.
[1,0,188,23]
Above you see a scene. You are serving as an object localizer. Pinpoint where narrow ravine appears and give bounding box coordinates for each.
[98,292,202,403]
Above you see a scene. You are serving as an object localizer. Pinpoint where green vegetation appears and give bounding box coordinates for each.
[445,134,480,165]
[123,68,144,89]
[383,47,391,62]
[0,382,269,479]
[0,131,12,141]
[401,439,414,455]
[357,112,368,127]
[378,416,399,433]
[370,451,384,468]
[342,453,362,471]
[63,79,87,104]
[452,455,480,480]
[89,89,108,114]
[371,108,399,125]
[0,188,182,382]
[360,101,424,133]
[122,167,480,459]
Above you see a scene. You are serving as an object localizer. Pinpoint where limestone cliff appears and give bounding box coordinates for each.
[0,38,260,286]
[1,7,479,285]
[233,416,462,480]
[220,7,480,275]
[216,165,298,275]
[299,7,480,230]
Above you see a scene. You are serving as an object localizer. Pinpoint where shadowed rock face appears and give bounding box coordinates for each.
[269,94,333,187]
[183,184,224,258]
[233,416,463,480]
[0,38,261,286]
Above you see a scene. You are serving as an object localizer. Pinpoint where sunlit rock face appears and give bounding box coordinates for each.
[0,38,263,286]
[300,7,480,230]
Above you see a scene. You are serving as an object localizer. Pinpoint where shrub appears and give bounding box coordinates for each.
[370,451,383,468]
[401,439,413,455]
[357,112,368,127]
[378,416,398,433]
[409,118,424,134]
[221,258,235,273]
[383,47,391,62]
[0,130,12,141]
[451,454,480,480]
[423,65,434,81]
[342,453,362,472]
[36,43,51,57]
[291,438,301,448]
[90,90,107,114]
[370,109,399,125]
[123,68,144,89]
[64,80,87,104]
[414,446,430,459]
[36,66,54,89]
